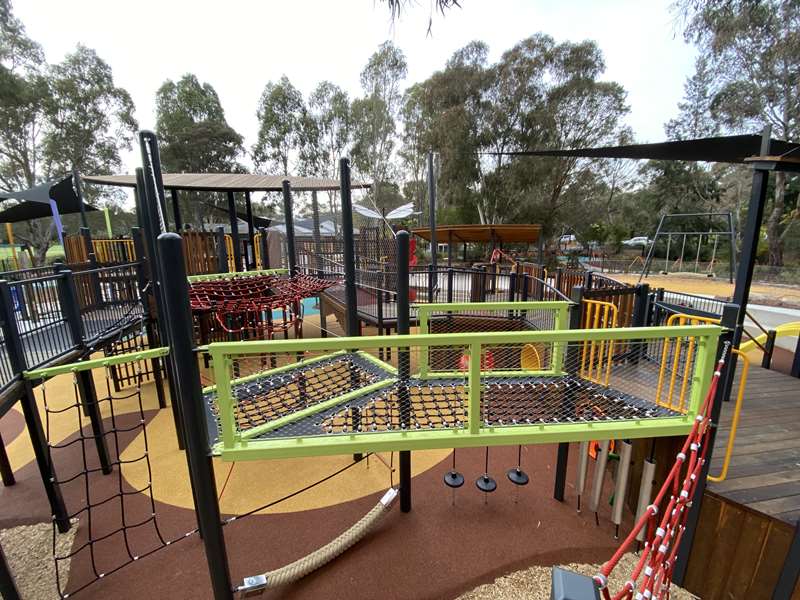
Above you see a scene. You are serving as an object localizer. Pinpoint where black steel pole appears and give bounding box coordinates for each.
[397,231,412,513]
[157,233,233,599]
[215,227,228,274]
[427,152,437,273]
[773,520,800,600]
[244,191,255,269]
[135,169,186,449]
[311,191,323,277]
[73,168,89,229]
[226,191,242,272]
[0,542,20,600]
[281,181,297,277]
[340,159,359,337]
[170,189,182,233]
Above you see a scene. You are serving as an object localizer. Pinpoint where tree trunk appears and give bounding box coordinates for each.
[766,171,786,266]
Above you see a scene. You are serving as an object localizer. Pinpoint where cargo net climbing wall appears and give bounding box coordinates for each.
[27,350,192,599]
[189,273,334,345]
[203,325,710,456]
[593,344,730,600]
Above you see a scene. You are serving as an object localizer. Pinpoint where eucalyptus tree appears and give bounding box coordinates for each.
[351,42,407,210]
[299,81,352,219]
[155,73,244,228]
[1,2,138,263]
[253,75,306,176]
[675,0,800,265]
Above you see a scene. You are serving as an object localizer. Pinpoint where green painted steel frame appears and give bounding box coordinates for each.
[24,347,170,380]
[207,324,721,461]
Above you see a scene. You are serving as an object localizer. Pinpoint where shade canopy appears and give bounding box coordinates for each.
[0,175,98,223]
[206,202,271,228]
[413,224,542,244]
[498,134,800,164]
[84,173,371,192]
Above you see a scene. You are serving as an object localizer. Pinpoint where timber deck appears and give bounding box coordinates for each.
[708,364,800,524]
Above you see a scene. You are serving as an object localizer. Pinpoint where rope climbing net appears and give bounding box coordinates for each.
[189,273,334,342]
[594,343,730,600]
[27,344,185,598]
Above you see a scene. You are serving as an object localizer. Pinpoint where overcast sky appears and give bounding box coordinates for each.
[17,0,697,176]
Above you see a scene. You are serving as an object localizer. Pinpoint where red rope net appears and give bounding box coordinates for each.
[594,343,730,600]
[189,274,334,337]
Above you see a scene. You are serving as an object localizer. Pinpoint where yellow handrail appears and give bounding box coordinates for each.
[708,349,749,483]
[738,321,800,354]
[92,239,136,263]
[580,299,618,385]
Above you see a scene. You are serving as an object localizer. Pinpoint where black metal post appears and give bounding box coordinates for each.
[397,231,412,513]
[170,189,182,232]
[447,268,454,303]
[762,330,776,369]
[132,228,167,409]
[427,264,435,304]
[554,285,584,501]
[258,227,270,271]
[0,433,14,486]
[136,164,185,450]
[281,181,297,276]
[244,191,255,269]
[73,168,89,229]
[76,368,112,474]
[340,159,359,337]
[226,191,241,272]
[773,520,800,600]
[427,152,437,274]
[157,233,233,600]
[791,336,800,378]
[673,303,738,584]
[52,266,84,347]
[0,542,20,600]
[215,227,228,274]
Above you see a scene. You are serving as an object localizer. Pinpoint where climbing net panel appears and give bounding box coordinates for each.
[202,302,722,461]
[188,271,335,344]
[23,346,182,599]
[593,345,730,600]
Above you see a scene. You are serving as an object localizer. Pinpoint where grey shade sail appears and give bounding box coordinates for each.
[497,134,800,164]
[0,176,98,222]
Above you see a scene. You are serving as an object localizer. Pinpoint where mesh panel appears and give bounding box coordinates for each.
[204,334,707,451]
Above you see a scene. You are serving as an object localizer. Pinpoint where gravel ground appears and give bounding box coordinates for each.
[457,553,700,600]
[0,521,76,600]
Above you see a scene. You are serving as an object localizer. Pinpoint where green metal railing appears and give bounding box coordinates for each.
[206,324,721,461]
[24,346,170,380]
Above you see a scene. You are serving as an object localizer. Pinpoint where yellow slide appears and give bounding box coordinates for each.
[738,321,800,354]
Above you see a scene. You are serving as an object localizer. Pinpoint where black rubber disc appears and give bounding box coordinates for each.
[475,474,497,493]
[506,467,529,486]
[444,470,465,488]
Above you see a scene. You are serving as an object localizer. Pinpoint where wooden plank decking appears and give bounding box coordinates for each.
[708,363,800,524]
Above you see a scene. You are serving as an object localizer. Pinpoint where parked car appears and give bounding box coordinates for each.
[622,236,651,247]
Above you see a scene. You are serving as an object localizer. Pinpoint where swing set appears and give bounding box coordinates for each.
[639,212,737,283]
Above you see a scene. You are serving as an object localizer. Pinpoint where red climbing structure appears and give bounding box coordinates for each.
[189,273,335,344]
[593,345,730,600]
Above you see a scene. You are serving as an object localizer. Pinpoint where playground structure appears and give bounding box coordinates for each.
[0,130,798,600]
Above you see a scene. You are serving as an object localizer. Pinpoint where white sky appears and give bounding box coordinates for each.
[17,0,696,178]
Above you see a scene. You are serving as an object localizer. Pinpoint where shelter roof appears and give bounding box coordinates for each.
[83,173,371,192]
[412,224,542,244]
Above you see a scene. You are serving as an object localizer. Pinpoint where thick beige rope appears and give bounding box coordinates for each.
[237,488,398,595]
